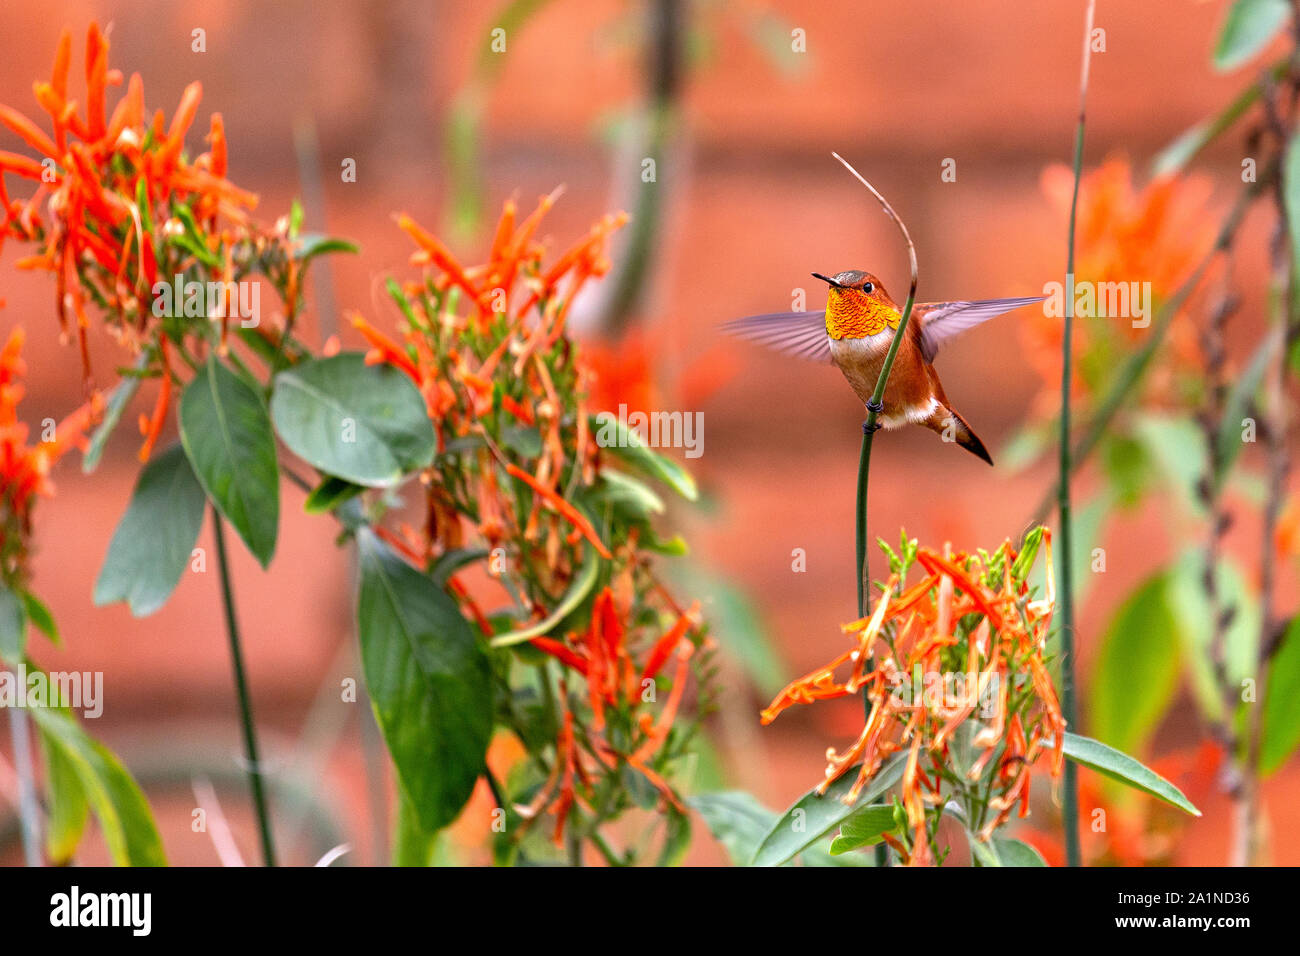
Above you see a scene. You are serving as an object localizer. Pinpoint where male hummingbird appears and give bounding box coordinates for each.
[722,271,1043,465]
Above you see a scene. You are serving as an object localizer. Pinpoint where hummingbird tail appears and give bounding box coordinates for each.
[932,404,994,466]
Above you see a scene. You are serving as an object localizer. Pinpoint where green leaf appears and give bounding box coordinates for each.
[0,584,26,665]
[1169,552,1259,724]
[180,358,280,566]
[828,804,896,855]
[293,234,359,263]
[1262,615,1300,774]
[271,353,436,487]
[969,833,1001,867]
[591,412,698,501]
[392,791,437,867]
[590,469,665,519]
[690,791,776,866]
[357,529,492,832]
[94,443,206,617]
[499,424,543,459]
[41,729,89,864]
[1286,127,1300,279]
[82,356,146,473]
[490,542,600,647]
[303,474,366,515]
[1062,732,1201,816]
[993,836,1048,866]
[19,590,58,646]
[1214,0,1289,71]
[751,754,906,866]
[1089,572,1182,756]
[30,706,166,866]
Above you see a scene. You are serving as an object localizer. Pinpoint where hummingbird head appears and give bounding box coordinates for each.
[813,270,900,340]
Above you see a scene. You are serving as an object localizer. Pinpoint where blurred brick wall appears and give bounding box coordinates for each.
[1,0,1296,864]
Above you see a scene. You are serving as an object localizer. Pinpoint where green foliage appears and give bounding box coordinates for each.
[1062,732,1201,816]
[356,529,493,832]
[270,353,436,487]
[0,583,24,665]
[750,754,906,867]
[31,704,166,866]
[82,355,147,474]
[591,412,698,501]
[1089,572,1182,757]
[1215,0,1290,71]
[1262,615,1300,774]
[828,805,898,855]
[179,358,280,566]
[94,443,206,617]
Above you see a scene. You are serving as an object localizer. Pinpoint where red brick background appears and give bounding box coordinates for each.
[0,0,1297,865]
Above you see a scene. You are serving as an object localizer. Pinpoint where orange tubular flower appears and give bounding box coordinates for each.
[0,327,99,585]
[0,23,262,386]
[761,531,1063,866]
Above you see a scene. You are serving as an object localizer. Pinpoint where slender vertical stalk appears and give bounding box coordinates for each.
[212,506,277,867]
[1057,0,1096,869]
[7,707,40,866]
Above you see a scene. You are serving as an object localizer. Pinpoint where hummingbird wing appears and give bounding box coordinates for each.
[718,311,832,363]
[915,296,1045,362]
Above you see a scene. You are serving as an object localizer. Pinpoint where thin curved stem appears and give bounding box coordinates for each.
[1057,0,1096,869]
[212,506,277,866]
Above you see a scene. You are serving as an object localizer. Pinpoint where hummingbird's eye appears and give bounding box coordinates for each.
[861,282,874,294]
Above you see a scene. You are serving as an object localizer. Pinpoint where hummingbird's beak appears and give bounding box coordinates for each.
[811,272,842,288]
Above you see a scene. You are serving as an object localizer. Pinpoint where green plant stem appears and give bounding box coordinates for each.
[7,706,40,866]
[1057,0,1097,869]
[212,506,277,867]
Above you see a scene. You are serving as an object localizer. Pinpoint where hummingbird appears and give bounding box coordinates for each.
[723,271,1043,465]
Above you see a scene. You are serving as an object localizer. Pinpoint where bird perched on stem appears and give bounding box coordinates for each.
[723,271,1042,465]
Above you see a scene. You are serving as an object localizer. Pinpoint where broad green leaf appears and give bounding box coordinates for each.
[751,754,906,867]
[40,730,89,863]
[490,542,599,647]
[1262,615,1300,774]
[82,356,146,473]
[1089,572,1182,756]
[969,833,1001,867]
[94,443,206,617]
[357,530,492,832]
[392,791,437,867]
[1169,552,1259,724]
[657,806,692,867]
[180,358,280,566]
[499,424,543,459]
[1214,0,1289,71]
[0,584,25,665]
[303,474,366,515]
[993,836,1047,866]
[591,412,698,501]
[19,590,58,646]
[1062,732,1201,816]
[690,791,778,866]
[30,706,166,866]
[271,353,435,487]
[828,805,896,855]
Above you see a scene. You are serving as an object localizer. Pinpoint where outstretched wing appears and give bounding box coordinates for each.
[719,311,831,364]
[916,296,1045,362]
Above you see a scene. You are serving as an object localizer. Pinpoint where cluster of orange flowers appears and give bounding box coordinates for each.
[1022,158,1216,415]
[0,24,282,460]
[0,328,98,586]
[356,201,711,851]
[761,533,1064,866]
[354,196,625,573]
[524,586,702,843]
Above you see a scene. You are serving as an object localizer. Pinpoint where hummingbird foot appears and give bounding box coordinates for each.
[863,400,884,434]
